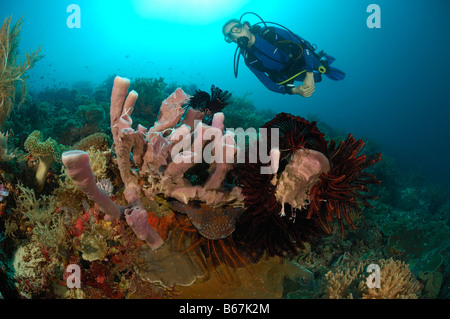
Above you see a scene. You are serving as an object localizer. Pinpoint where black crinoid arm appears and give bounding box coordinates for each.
[188,85,232,125]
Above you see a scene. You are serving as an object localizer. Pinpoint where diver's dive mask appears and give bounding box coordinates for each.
[224,23,244,43]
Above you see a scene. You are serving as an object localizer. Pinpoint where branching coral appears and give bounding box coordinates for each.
[0,16,43,127]
[13,183,63,248]
[324,258,422,299]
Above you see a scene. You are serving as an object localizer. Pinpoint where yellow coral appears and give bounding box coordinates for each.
[72,132,112,152]
[24,130,61,161]
[24,130,68,191]
[325,260,365,299]
[86,147,108,179]
[325,258,421,299]
[360,259,422,299]
[13,183,63,248]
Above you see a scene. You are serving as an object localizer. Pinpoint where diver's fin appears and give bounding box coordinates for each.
[325,54,336,65]
[325,66,345,81]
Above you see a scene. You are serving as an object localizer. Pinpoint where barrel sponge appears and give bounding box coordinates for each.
[24,130,66,191]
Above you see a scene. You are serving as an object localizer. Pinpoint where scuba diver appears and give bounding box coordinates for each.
[222,13,345,97]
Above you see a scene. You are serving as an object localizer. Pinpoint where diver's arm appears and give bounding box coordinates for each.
[247,65,292,94]
[303,71,315,88]
[293,72,315,97]
[303,49,315,72]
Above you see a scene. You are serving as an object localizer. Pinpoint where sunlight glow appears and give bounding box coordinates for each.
[132,0,249,24]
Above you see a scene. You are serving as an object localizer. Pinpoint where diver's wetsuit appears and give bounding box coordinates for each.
[241,27,344,95]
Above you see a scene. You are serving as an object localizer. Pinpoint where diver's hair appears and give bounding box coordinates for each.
[222,19,240,35]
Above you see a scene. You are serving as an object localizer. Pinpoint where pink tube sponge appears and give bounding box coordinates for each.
[61,150,122,220]
[124,204,164,249]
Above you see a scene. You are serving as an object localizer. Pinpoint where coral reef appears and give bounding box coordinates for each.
[60,78,383,294]
[13,183,63,248]
[128,77,167,129]
[0,45,447,299]
[100,77,243,243]
[324,258,422,299]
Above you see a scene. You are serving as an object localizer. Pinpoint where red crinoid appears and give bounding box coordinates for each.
[265,112,328,165]
[233,113,329,260]
[307,134,382,237]
[234,113,382,260]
